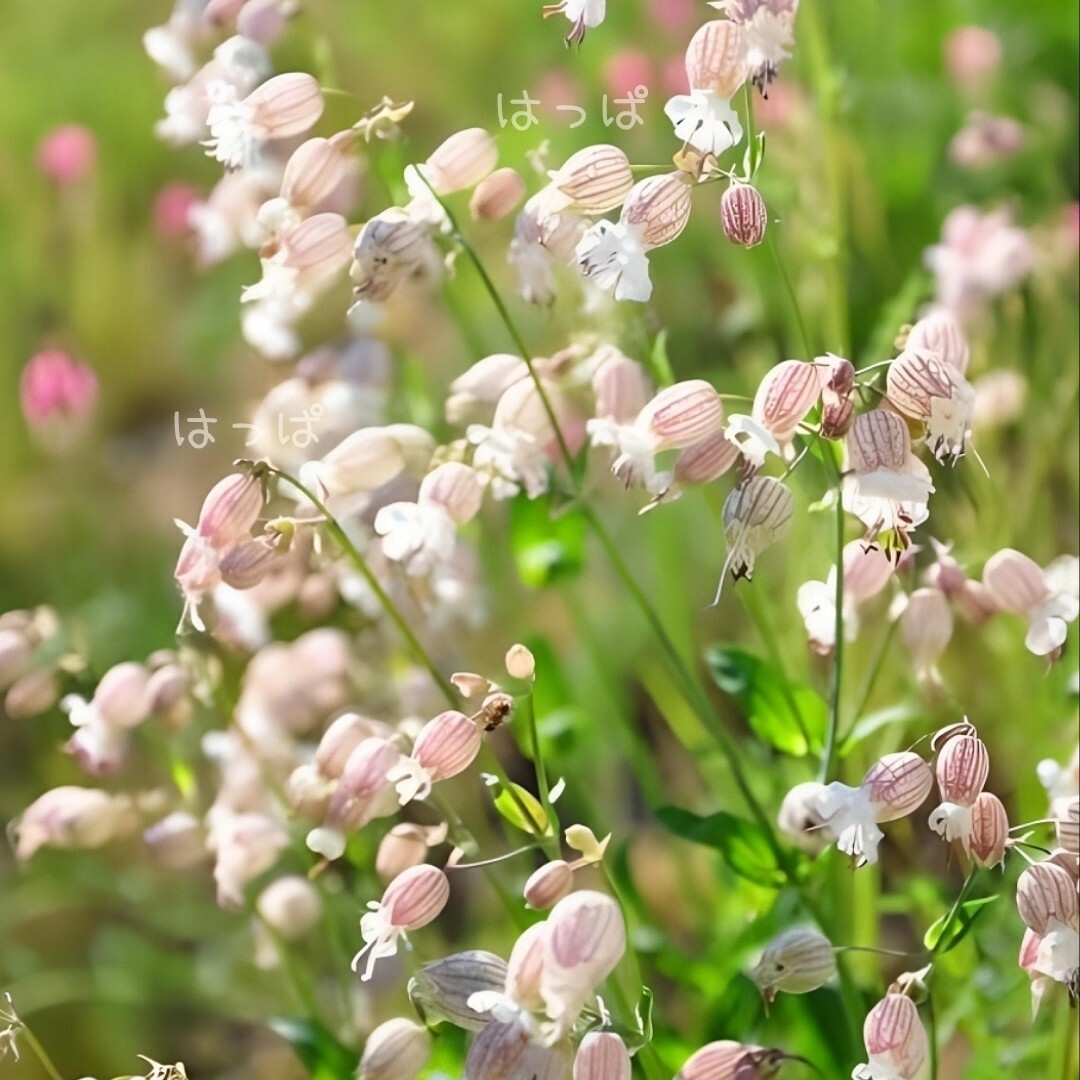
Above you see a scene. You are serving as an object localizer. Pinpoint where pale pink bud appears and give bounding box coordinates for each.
[859,994,928,1080]
[547,145,634,214]
[945,26,1002,92]
[271,211,352,277]
[777,781,832,854]
[936,734,990,806]
[218,535,283,589]
[1017,862,1079,937]
[720,182,767,248]
[471,167,526,221]
[981,548,1046,614]
[300,428,409,500]
[376,822,449,882]
[622,172,693,248]
[446,353,530,423]
[722,477,794,583]
[506,921,549,1011]
[196,473,264,548]
[281,136,351,211]
[14,786,132,861]
[900,586,954,685]
[638,379,725,450]
[886,348,974,463]
[20,351,98,427]
[752,360,824,446]
[36,124,97,184]
[419,462,485,524]
[409,950,508,1031]
[820,355,856,439]
[315,713,393,777]
[524,860,574,910]
[143,811,206,870]
[256,875,322,939]
[465,1021,572,1080]
[92,662,152,728]
[245,72,324,140]
[752,927,836,1003]
[425,128,498,194]
[864,752,934,823]
[684,20,746,96]
[676,1041,764,1080]
[591,348,652,424]
[505,643,536,681]
[574,1032,631,1080]
[906,310,970,375]
[969,791,1009,868]
[672,430,741,486]
[4,668,59,719]
[321,736,403,844]
[411,709,484,782]
[358,1018,432,1080]
[1057,798,1080,855]
[236,0,290,45]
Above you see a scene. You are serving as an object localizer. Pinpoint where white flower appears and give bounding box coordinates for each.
[724,413,780,467]
[374,502,458,576]
[576,220,653,302]
[1036,920,1080,988]
[813,782,885,866]
[543,0,606,45]
[467,424,550,500]
[403,164,452,231]
[664,89,743,156]
[585,419,670,493]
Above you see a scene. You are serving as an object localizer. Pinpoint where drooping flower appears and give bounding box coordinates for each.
[715,0,800,92]
[574,1031,632,1080]
[358,1018,432,1080]
[542,0,606,45]
[886,346,975,464]
[853,993,928,1080]
[1016,861,1080,998]
[387,710,484,804]
[751,927,837,1003]
[717,476,794,600]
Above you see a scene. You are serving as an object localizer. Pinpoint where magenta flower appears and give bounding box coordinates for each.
[20,351,98,428]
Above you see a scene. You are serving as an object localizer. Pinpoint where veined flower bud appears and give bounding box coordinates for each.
[591,348,652,424]
[720,182,767,248]
[358,1018,432,1080]
[300,428,408,500]
[778,781,832,854]
[547,144,634,214]
[14,786,133,860]
[672,430,741,486]
[197,473,264,548]
[281,135,351,210]
[409,950,509,1031]
[419,462,485,524]
[524,860,575,910]
[425,127,498,194]
[574,1032,631,1080]
[390,710,483,804]
[219,535,283,589]
[1057,798,1080,855]
[244,72,324,139]
[638,379,725,451]
[470,167,525,221]
[505,643,536,681]
[856,994,927,1080]
[821,394,855,439]
[1017,862,1080,937]
[684,20,746,96]
[256,875,322,939]
[981,548,1045,614]
[676,1041,767,1080]
[622,172,693,248]
[886,348,975,463]
[847,409,910,474]
[864,752,934,822]
[465,1021,572,1080]
[722,477,794,584]
[969,791,1009,868]
[272,211,352,273]
[314,713,391,777]
[753,360,824,447]
[906,309,970,375]
[752,927,837,1002]
[935,734,989,806]
[900,586,954,686]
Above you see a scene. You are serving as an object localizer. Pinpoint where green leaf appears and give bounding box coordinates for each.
[839,703,921,757]
[657,806,786,888]
[645,329,675,388]
[269,1018,358,1080]
[705,645,827,757]
[923,895,999,955]
[494,782,552,836]
[509,493,585,589]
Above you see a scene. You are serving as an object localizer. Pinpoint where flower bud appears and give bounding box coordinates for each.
[935,734,989,806]
[900,587,954,685]
[358,1018,432,1080]
[376,822,448,882]
[419,462,485,524]
[969,791,1009,868]
[524,860,574,910]
[751,927,836,1002]
[860,994,927,1080]
[981,548,1046,614]
[722,477,794,582]
[382,863,451,930]
[409,950,508,1031]
[591,348,652,424]
[256,875,322,939]
[720,182,767,248]
[471,167,526,221]
[5,668,60,719]
[672,430,741,486]
[622,172,693,248]
[1017,862,1079,937]
[195,473,264,548]
[676,1041,765,1080]
[777,781,832,854]
[906,310,970,375]
[425,127,498,193]
[753,361,824,446]
[638,380,725,451]
[465,1021,572,1080]
[684,20,746,96]
[246,72,325,140]
[14,786,133,860]
[143,811,206,869]
[505,643,536,681]
[574,1032,631,1080]
[547,144,634,214]
[281,136,350,211]
[0,628,31,689]
[92,662,153,728]
[506,921,549,1011]
[864,752,934,822]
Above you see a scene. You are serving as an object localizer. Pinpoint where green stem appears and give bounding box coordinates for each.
[845,619,899,739]
[819,486,845,782]
[930,870,979,960]
[19,1021,67,1080]
[926,991,939,1080]
[518,692,561,860]
[767,229,813,358]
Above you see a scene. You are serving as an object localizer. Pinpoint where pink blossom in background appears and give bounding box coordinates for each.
[944,26,1002,93]
[35,124,98,184]
[533,70,581,121]
[20,351,98,427]
[153,182,200,239]
[604,50,654,98]
[661,55,690,97]
[755,81,797,128]
[648,0,694,32]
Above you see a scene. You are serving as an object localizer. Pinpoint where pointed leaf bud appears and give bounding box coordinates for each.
[720,182,767,248]
[419,462,485,524]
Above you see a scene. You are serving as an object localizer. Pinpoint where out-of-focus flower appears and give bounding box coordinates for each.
[982,549,1079,659]
[899,586,954,686]
[14,786,135,860]
[944,26,1002,94]
[714,0,800,92]
[542,0,606,45]
[751,926,836,1003]
[924,539,996,624]
[208,809,290,908]
[853,993,928,1080]
[471,168,526,221]
[358,1018,432,1080]
[509,191,588,306]
[153,182,200,239]
[36,124,97,184]
[949,111,1024,169]
[0,992,23,1063]
[20,350,98,429]
[352,864,451,981]
[62,661,153,773]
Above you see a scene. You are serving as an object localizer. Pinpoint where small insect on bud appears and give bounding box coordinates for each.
[751,927,837,1003]
[856,994,928,1080]
[935,733,990,806]
[720,182,768,248]
[471,167,526,221]
[864,752,935,822]
[505,643,536,681]
[574,1032,632,1080]
[408,950,508,1031]
[968,791,1009,868]
[1017,862,1080,937]
[358,1017,432,1080]
[478,691,515,732]
[524,860,575,910]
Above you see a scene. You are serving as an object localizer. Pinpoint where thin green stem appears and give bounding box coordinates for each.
[929,870,979,960]
[926,991,939,1080]
[819,487,845,782]
[19,1021,66,1080]
[845,619,899,739]
[518,692,561,860]
[767,229,813,358]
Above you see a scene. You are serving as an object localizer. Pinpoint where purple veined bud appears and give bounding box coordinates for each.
[270,211,353,274]
[621,172,694,248]
[638,379,726,451]
[1017,862,1080,937]
[256,875,323,940]
[358,1017,432,1080]
[906,309,970,375]
[1057,798,1080,855]
[425,127,498,194]
[935,734,990,807]
[505,643,536,681]
[218,534,283,589]
[900,586,954,686]
[196,473,264,548]
[409,950,509,1031]
[752,360,825,448]
[864,752,934,823]
[591,347,652,425]
[751,927,837,1003]
[5,668,60,719]
[777,781,833,854]
[471,167,526,221]
[676,1040,766,1080]
[684,20,746,96]
[351,863,451,981]
[820,353,856,397]
[930,718,979,752]
[821,395,855,440]
[981,548,1046,614]
[524,860,575,910]
[720,182,767,248]
[856,994,928,1080]
[390,710,484,804]
[464,1020,573,1080]
[968,791,1009,868]
[574,1031,632,1080]
[14,786,133,860]
[541,890,627,1031]
[720,476,794,589]
[419,462,485,524]
[672,430,742,486]
[846,409,911,474]
[91,662,153,729]
[546,144,634,214]
[280,134,352,211]
[886,347,975,463]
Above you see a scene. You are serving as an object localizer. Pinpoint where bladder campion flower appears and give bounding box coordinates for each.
[853,993,928,1080]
